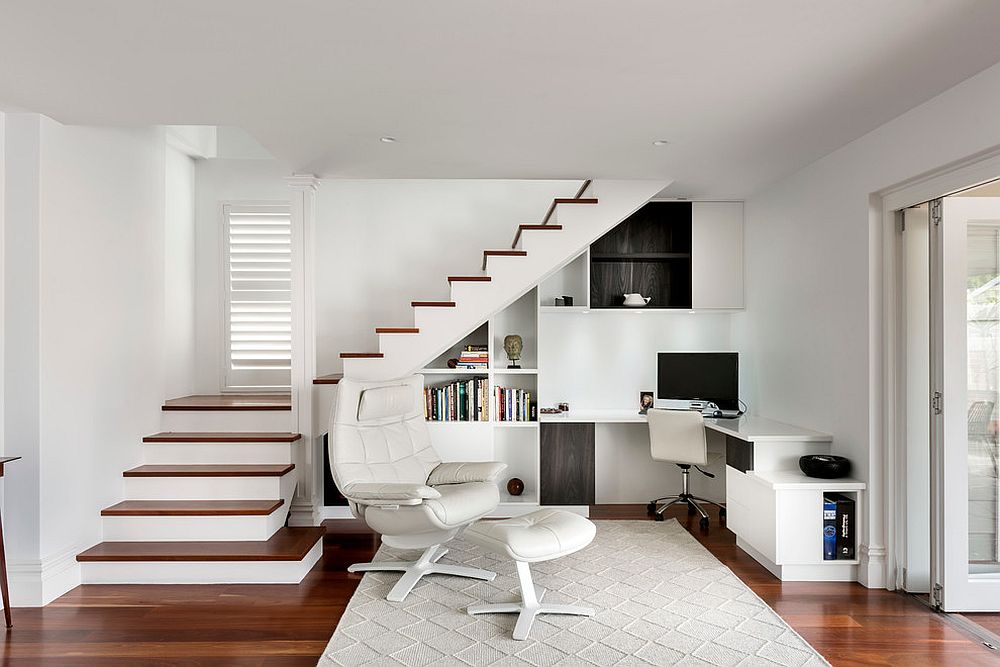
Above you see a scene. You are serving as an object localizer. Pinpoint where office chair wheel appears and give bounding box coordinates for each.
[646,502,656,513]
[653,513,665,522]
[719,507,726,520]
[699,517,710,530]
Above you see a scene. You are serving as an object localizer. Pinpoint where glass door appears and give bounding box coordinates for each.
[929,186,1000,611]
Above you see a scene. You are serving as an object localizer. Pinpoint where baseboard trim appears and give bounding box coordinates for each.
[858,543,887,589]
[8,543,83,607]
[288,498,322,526]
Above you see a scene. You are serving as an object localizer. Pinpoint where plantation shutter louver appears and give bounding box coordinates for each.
[224,204,292,389]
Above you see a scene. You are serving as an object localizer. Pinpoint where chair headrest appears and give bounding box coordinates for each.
[331,375,425,426]
[358,383,415,422]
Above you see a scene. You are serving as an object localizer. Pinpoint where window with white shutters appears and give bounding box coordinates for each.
[223,204,292,390]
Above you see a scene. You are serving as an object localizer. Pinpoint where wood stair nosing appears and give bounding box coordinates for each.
[122,464,295,478]
[447,276,491,283]
[161,394,291,412]
[101,499,284,516]
[339,352,384,359]
[76,527,326,562]
[375,327,420,334]
[483,249,528,270]
[411,301,456,307]
[313,373,344,385]
[142,432,302,443]
[511,224,562,249]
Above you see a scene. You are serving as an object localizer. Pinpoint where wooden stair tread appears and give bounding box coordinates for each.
[375,327,419,334]
[554,197,598,205]
[484,248,528,269]
[339,352,383,359]
[123,464,295,477]
[411,301,456,307]
[447,276,491,282]
[101,500,284,516]
[511,224,561,248]
[162,394,291,411]
[142,432,302,443]
[76,527,325,562]
[313,373,344,385]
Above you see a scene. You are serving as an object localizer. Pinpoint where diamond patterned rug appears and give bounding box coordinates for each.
[320,520,829,666]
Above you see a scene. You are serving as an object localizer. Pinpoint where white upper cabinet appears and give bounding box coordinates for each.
[691,202,744,309]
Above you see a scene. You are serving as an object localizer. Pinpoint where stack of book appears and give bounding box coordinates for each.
[456,345,489,369]
[495,386,535,422]
[424,377,489,422]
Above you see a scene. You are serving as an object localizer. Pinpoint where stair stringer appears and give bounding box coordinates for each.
[343,179,670,380]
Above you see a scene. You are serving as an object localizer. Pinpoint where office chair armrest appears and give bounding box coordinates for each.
[342,482,441,506]
[427,461,508,486]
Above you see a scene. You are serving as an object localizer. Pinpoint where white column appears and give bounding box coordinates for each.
[286,175,320,527]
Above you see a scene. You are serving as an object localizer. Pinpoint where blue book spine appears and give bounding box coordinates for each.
[823,498,837,560]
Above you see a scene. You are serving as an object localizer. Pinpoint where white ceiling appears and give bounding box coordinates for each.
[3,1,1000,197]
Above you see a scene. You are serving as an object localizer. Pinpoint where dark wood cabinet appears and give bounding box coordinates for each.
[589,201,693,309]
[540,423,595,505]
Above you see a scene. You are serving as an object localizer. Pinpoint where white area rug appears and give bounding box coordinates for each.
[320,520,829,666]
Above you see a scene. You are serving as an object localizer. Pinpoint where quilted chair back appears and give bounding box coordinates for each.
[329,375,441,494]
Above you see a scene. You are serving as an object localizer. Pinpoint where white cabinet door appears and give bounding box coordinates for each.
[691,202,744,309]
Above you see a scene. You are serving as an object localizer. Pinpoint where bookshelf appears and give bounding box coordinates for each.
[420,287,540,515]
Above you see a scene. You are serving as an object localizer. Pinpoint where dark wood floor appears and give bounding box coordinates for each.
[1,505,997,665]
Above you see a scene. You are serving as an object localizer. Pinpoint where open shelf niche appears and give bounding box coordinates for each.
[590,201,693,309]
[420,287,540,516]
[538,251,589,311]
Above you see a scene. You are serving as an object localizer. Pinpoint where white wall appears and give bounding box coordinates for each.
[314,180,577,373]
[2,115,192,605]
[164,146,197,398]
[735,59,1000,587]
[538,312,736,410]
[2,113,42,589]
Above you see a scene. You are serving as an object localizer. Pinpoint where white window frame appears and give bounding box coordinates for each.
[221,201,292,392]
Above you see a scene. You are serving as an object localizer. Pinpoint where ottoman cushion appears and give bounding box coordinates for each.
[466,508,596,562]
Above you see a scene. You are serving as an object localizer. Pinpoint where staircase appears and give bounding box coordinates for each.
[336,179,669,380]
[76,394,324,584]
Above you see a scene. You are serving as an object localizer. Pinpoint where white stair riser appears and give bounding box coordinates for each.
[142,442,294,465]
[102,510,286,542]
[79,540,323,584]
[124,472,296,502]
[160,410,293,432]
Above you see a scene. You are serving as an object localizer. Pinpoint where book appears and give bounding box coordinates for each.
[826,492,856,560]
[822,497,837,561]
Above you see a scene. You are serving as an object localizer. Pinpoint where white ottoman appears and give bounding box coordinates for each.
[465,509,597,640]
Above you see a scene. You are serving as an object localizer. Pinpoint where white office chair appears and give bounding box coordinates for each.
[646,408,726,529]
[328,374,507,601]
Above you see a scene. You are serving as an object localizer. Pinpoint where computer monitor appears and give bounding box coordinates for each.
[655,352,739,410]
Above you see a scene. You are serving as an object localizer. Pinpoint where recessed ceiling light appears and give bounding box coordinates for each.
[379,136,396,143]
[652,140,669,146]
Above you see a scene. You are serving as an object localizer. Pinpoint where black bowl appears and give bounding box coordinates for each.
[799,455,851,479]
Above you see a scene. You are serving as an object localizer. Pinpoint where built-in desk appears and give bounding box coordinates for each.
[539,411,864,582]
[539,411,833,473]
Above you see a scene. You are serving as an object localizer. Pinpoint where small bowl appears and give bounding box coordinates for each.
[799,455,851,479]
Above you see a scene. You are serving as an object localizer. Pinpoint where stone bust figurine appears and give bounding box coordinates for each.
[503,334,523,369]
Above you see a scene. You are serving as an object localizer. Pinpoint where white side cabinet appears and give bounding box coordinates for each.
[691,201,744,309]
[726,467,865,582]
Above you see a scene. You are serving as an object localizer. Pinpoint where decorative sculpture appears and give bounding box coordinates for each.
[503,334,523,369]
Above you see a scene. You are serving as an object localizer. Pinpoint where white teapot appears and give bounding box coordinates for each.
[623,293,652,307]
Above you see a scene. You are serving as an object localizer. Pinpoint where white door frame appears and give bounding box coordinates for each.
[879,147,1000,598]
